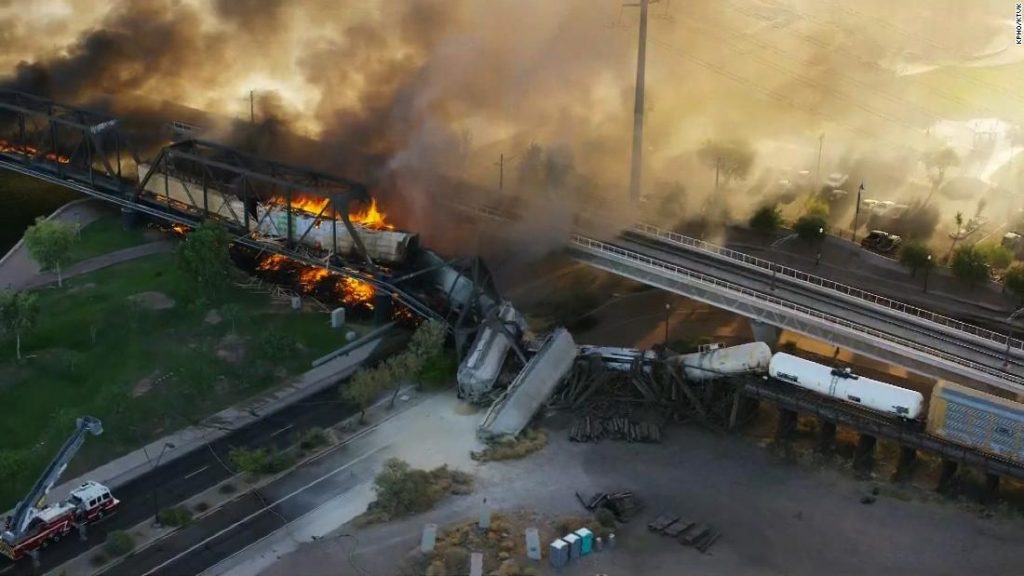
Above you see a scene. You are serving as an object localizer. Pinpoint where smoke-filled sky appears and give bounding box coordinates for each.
[1,0,1022,238]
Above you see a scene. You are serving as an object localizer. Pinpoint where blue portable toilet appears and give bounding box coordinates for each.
[574,528,594,555]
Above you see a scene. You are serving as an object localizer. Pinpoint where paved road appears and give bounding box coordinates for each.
[0,332,405,576]
[583,232,1024,387]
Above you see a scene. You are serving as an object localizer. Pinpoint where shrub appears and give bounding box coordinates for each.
[978,243,1014,270]
[297,427,329,451]
[595,507,617,527]
[898,241,934,277]
[194,501,210,513]
[104,531,135,557]
[218,482,237,494]
[228,447,293,477]
[254,332,298,362]
[749,204,782,240]
[90,552,108,566]
[1005,264,1024,305]
[951,245,990,288]
[420,351,458,390]
[793,214,828,244]
[367,459,472,522]
[158,505,193,527]
[470,429,548,462]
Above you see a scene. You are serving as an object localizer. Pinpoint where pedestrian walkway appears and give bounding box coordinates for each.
[19,240,176,290]
[0,199,105,289]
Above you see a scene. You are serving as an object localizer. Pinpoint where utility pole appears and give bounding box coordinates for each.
[625,0,654,203]
[852,182,864,242]
[816,133,824,188]
[249,90,255,125]
[496,153,505,192]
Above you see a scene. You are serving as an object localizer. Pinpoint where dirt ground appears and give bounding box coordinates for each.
[256,401,1024,576]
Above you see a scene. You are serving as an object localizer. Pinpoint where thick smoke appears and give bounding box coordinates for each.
[0,0,1018,250]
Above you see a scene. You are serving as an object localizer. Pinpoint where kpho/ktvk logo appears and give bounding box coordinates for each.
[1017,3,1023,45]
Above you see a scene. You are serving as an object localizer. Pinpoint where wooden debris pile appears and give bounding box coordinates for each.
[648,513,722,553]
[576,490,644,522]
[569,413,663,443]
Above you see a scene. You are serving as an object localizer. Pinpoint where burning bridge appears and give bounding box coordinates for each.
[0,90,498,350]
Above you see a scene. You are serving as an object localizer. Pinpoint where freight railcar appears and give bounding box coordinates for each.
[670,342,773,382]
[768,352,925,420]
[927,380,1024,464]
[136,164,417,265]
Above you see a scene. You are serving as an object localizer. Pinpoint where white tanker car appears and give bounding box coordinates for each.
[768,352,925,420]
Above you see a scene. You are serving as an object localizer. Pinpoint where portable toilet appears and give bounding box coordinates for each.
[564,533,581,560]
[574,528,594,555]
[549,539,569,568]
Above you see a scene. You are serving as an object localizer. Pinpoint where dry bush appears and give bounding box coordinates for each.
[471,429,548,462]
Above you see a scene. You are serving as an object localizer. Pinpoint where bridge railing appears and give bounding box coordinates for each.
[632,222,1024,355]
[570,235,1024,389]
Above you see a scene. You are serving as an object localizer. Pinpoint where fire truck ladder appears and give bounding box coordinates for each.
[2,416,103,565]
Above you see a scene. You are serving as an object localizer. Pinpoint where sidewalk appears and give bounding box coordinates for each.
[0,199,105,289]
[19,241,176,290]
[4,325,400,523]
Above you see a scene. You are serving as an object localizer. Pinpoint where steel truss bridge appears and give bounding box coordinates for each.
[0,90,501,335]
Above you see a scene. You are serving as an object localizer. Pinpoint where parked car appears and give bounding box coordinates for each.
[861,230,902,254]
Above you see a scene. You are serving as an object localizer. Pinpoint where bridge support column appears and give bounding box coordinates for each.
[728,389,743,431]
[893,446,917,483]
[853,433,877,476]
[984,473,1001,504]
[373,291,393,325]
[816,420,836,455]
[937,459,959,493]
[774,408,797,446]
[120,206,140,229]
[748,320,781,347]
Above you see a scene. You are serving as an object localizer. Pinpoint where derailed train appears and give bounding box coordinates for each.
[136,162,418,265]
[668,343,1024,465]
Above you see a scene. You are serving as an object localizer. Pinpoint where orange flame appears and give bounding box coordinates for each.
[0,139,71,164]
[269,195,395,231]
[350,199,395,230]
[257,253,288,272]
[298,266,330,289]
[338,276,375,309]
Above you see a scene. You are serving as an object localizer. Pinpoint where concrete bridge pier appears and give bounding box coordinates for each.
[120,206,140,229]
[853,433,877,476]
[893,446,917,483]
[748,320,781,347]
[937,459,959,493]
[816,419,837,455]
[984,473,1001,504]
[774,408,797,446]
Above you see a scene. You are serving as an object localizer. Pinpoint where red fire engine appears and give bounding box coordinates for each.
[1,417,116,566]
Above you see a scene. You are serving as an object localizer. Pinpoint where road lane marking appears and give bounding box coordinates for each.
[183,465,209,480]
[269,424,294,438]
[141,445,386,576]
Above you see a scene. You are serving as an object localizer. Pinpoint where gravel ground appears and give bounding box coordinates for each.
[255,400,1024,576]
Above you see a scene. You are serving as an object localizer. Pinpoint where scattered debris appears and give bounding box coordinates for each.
[471,429,548,462]
[569,414,662,443]
[648,513,721,553]
[577,491,643,522]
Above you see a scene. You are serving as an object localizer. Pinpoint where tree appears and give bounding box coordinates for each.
[0,291,38,360]
[24,217,77,287]
[923,146,959,197]
[177,221,233,304]
[793,214,828,244]
[950,245,989,288]
[899,241,934,278]
[977,243,1014,270]
[343,364,391,424]
[947,211,965,259]
[697,140,756,191]
[371,458,434,518]
[1005,264,1024,305]
[749,204,782,243]
[408,320,447,362]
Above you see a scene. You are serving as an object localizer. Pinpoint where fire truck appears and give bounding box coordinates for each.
[1,417,118,566]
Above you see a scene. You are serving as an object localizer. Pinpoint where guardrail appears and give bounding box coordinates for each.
[570,235,1024,389]
[632,222,1024,354]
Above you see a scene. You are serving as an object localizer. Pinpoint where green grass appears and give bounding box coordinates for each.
[67,215,151,264]
[0,252,368,509]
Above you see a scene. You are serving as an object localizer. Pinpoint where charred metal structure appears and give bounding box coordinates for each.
[0,90,499,338]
